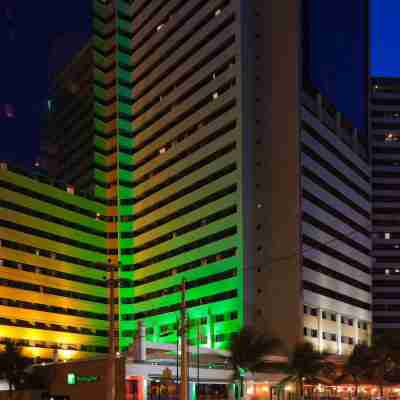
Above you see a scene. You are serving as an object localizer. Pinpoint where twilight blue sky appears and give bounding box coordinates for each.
[371,0,400,76]
[0,1,90,166]
[0,0,398,165]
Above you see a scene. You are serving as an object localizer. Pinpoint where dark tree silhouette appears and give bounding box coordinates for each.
[280,342,335,398]
[336,343,371,396]
[230,327,281,398]
[0,340,31,397]
[367,334,400,397]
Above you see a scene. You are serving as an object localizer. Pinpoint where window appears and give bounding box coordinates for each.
[304,327,308,336]
[385,132,400,142]
[215,9,221,16]
[322,311,327,319]
[385,233,391,240]
[331,334,337,342]
[322,332,326,340]
[348,319,353,326]
[146,327,154,335]
[303,305,308,314]
[311,308,318,316]
[331,314,336,322]
[349,337,354,345]
[199,336,207,344]
[215,334,224,342]
[229,311,238,320]
[215,314,224,322]
[311,329,318,338]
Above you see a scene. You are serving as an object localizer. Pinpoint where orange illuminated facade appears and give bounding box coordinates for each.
[0,163,109,360]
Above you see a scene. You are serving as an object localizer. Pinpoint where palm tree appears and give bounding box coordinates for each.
[230,327,281,399]
[281,342,335,398]
[337,343,371,397]
[366,334,400,397]
[0,340,30,397]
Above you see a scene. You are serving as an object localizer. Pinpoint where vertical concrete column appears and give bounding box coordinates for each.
[336,314,342,355]
[189,382,196,400]
[318,308,323,352]
[142,378,148,400]
[228,383,236,400]
[208,309,214,348]
[138,321,147,361]
[354,318,359,345]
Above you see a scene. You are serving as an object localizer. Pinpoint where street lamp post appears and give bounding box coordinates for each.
[197,319,200,399]
[158,317,180,399]
[108,261,117,400]
[180,279,188,400]
[109,261,117,356]
[100,260,120,400]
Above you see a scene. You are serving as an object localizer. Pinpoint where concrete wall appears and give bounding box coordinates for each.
[0,391,43,400]
[251,0,303,350]
[38,357,125,400]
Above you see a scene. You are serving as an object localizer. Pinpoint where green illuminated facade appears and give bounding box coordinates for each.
[40,0,247,355]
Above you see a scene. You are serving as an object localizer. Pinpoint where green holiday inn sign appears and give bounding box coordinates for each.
[67,373,99,385]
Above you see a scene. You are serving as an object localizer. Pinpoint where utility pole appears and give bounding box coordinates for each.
[180,279,188,400]
[109,261,116,355]
[197,319,200,399]
[176,315,180,398]
[108,261,118,400]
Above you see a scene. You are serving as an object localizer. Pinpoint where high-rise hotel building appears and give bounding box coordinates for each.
[0,0,371,361]
[370,78,400,334]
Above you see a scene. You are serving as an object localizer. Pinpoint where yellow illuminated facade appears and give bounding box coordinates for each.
[0,165,109,360]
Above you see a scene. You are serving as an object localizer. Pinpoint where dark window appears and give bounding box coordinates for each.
[215,314,225,323]
[311,329,318,338]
